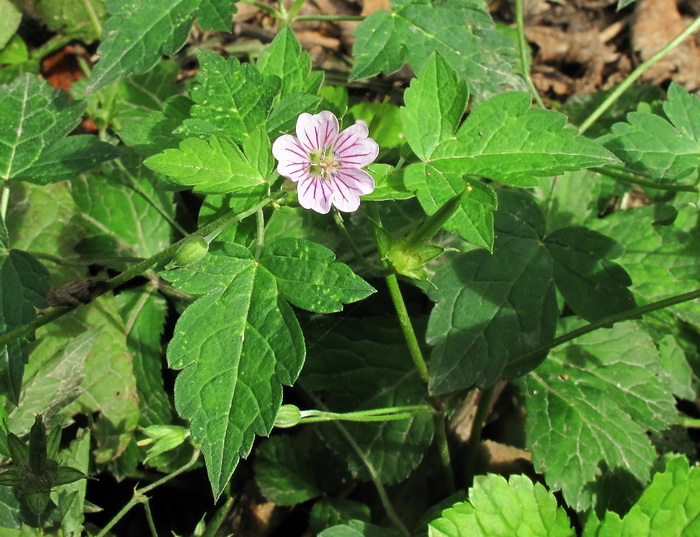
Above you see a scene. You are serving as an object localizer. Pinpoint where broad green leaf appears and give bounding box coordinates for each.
[54,431,90,537]
[254,436,320,505]
[266,93,322,135]
[0,0,21,50]
[243,126,274,180]
[187,50,280,143]
[197,193,258,248]
[259,239,375,314]
[351,0,525,103]
[602,83,700,183]
[302,318,434,484]
[404,163,496,249]
[426,190,557,394]
[588,205,700,325]
[0,35,28,65]
[0,250,51,404]
[71,167,174,268]
[310,501,371,535]
[197,0,236,31]
[116,288,172,427]
[144,136,264,194]
[320,520,400,537]
[348,101,404,150]
[428,474,574,537]
[9,328,98,434]
[12,136,119,185]
[0,74,86,180]
[400,53,468,161]
[429,92,618,186]
[34,0,107,42]
[257,27,322,97]
[545,227,635,322]
[583,455,700,537]
[520,322,678,511]
[363,164,413,201]
[85,0,199,93]
[162,243,305,499]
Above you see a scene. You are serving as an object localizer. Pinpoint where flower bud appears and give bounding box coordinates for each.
[166,236,209,269]
[274,404,301,428]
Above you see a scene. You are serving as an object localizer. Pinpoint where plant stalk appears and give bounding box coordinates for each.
[514,0,545,108]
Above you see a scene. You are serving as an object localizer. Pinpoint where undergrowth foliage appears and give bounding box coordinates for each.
[0,0,698,535]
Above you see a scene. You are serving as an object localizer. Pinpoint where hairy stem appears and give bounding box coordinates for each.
[464,385,495,486]
[293,15,365,22]
[514,0,545,108]
[579,15,700,135]
[299,404,433,423]
[593,166,699,192]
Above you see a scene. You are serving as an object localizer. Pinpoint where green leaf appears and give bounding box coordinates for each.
[545,227,635,322]
[429,92,618,186]
[520,321,678,511]
[254,436,320,505]
[34,0,107,42]
[8,328,98,435]
[349,101,404,150]
[320,520,400,537]
[0,0,21,50]
[428,474,574,537]
[400,53,468,161]
[0,35,28,65]
[162,243,306,499]
[426,190,558,395]
[0,74,86,180]
[243,126,275,180]
[54,429,90,537]
[13,136,119,184]
[144,136,265,194]
[588,205,700,325]
[257,27,321,97]
[0,250,51,404]
[363,164,413,201]
[266,93,322,135]
[116,288,172,427]
[85,0,199,93]
[583,455,700,537]
[310,500,372,535]
[404,163,496,249]
[351,0,525,103]
[259,239,375,314]
[617,0,636,9]
[187,50,280,143]
[302,318,434,484]
[197,0,236,32]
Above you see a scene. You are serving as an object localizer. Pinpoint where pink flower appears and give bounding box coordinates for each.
[272,111,379,214]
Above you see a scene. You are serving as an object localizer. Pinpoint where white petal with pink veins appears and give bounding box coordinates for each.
[296,111,339,152]
[272,135,310,182]
[333,122,379,168]
[298,176,333,214]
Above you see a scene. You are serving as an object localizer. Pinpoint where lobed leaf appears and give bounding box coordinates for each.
[520,322,678,511]
[428,474,574,537]
[197,0,236,32]
[34,0,107,42]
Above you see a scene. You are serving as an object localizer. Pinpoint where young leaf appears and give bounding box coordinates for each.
[0,74,86,180]
[187,50,281,143]
[162,243,306,499]
[55,429,91,537]
[602,83,700,183]
[320,520,401,537]
[429,92,618,186]
[144,136,265,194]
[259,238,375,314]
[426,190,558,395]
[351,0,525,103]
[400,53,468,161]
[545,227,636,322]
[34,0,107,42]
[85,0,199,93]
[429,474,574,537]
[310,500,372,536]
[254,436,321,506]
[197,0,236,32]
[520,322,678,511]
[0,250,51,404]
[301,318,434,484]
[0,0,22,50]
[583,455,700,537]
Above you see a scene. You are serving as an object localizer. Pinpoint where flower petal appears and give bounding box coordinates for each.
[272,134,310,182]
[335,168,375,195]
[333,121,379,168]
[297,176,333,214]
[296,111,339,152]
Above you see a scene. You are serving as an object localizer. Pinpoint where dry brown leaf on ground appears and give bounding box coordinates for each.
[632,0,700,90]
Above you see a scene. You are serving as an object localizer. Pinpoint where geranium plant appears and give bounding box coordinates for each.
[0,0,698,535]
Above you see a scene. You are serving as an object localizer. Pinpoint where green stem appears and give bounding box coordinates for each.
[293,15,365,22]
[464,385,495,486]
[678,416,700,429]
[254,208,265,259]
[95,450,200,537]
[286,0,308,21]
[516,288,700,366]
[0,181,9,221]
[593,166,699,192]
[0,192,286,350]
[514,0,545,108]
[79,0,103,37]
[332,210,389,276]
[201,498,234,537]
[27,251,145,267]
[143,501,158,537]
[299,404,433,423]
[29,35,75,61]
[434,415,456,494]
[237,0,279,17]
[578,15,700,135]
[302,388,410,537]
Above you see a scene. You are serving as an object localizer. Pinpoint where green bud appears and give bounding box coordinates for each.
[28,415,48,475]
[274,404,302,428]
[166,236,209,269]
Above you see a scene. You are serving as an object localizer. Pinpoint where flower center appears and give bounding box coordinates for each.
[308,146,340,180]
